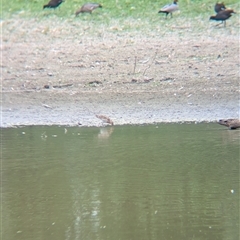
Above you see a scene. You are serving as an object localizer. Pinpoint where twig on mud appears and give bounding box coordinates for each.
[52,83,73,88]
[133,56,137,76]
[42,103,52,109]
[142,50,158,76]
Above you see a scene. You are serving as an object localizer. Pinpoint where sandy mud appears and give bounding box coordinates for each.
[1,17,239,127]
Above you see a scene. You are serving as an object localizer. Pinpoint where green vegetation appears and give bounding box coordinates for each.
[1,0,239,19]
[1,0,239,35]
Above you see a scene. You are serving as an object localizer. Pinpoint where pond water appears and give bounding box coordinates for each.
[2,123,239,240]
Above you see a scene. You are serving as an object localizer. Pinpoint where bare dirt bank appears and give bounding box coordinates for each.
[1,17,239,127]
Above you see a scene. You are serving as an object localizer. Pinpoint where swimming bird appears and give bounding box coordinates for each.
[43,0,64,9]
[210,9,236,27]
[75,3,102,16]
[214,2,226,13]
[96,115,114,126]
[158,0,179,18]
[218,119,240,130]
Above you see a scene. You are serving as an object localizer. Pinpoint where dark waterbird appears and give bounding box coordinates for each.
[210,9,236,27]
[214,2,226,13]
[218,119,240,130]
[43,0,64,9]
[158,0,179,18]
[75,3,102,16]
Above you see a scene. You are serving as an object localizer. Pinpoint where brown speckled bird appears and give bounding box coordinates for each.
[75,3,102,16]
[214,2,226,13]
[96,115,114,126]
[43,0,64,9]
[210,9,236,27]
[218,119,240,130]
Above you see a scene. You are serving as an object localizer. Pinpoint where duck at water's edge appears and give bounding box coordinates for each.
[96,115,114,126]
[218,119,240,130]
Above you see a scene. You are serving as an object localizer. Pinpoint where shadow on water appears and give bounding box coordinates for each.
[1,123,239,240]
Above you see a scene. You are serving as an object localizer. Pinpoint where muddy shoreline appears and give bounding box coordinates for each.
[2,89,239,128]
[1,18,239,128]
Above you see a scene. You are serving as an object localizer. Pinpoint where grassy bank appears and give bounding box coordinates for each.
[1,0,239,39]
[2,0,239,20]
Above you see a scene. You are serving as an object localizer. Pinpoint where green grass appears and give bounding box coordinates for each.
[1,0,239,36]
[1,0,239,19]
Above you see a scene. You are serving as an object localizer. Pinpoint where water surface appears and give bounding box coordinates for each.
[2,123,239,240]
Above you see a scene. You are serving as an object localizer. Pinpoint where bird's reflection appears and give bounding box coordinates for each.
[97,127,114,140]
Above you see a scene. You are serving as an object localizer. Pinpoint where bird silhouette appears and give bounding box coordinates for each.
[158,0,179,18]
[214,2,226,13]
[43,0,64,9]
[210,9,236,27]
[96,115,114,126]
[75,3,102,16]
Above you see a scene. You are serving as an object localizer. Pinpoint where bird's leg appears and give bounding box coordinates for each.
[215,22,223,27]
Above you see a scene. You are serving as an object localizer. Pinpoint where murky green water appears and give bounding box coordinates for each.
[2,123,239,240]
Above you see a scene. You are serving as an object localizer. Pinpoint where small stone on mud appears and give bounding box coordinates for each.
[42,104,52,109]
[144,78,153,83]
[160,77,174,82]
[89,80,102,86]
